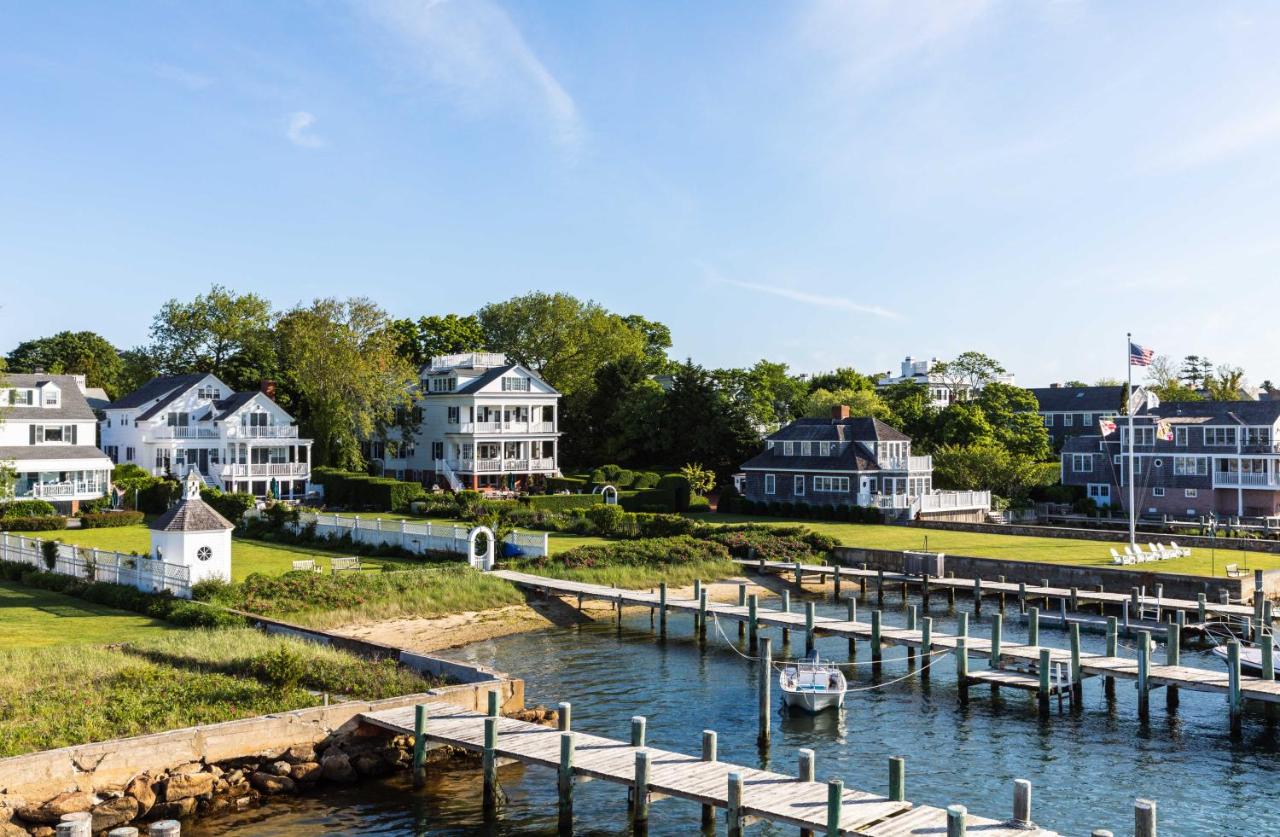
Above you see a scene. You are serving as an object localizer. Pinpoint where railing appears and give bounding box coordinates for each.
[151,426,220,439]
[874,493,914,509]
[429,352,507,370]
[449,458,557,473]
[225,425,300,439]
[918,490,992,512]
[217,462,309,477]
[0,534,191,597]
[1214,472,1280,488]
[881,456,933,471]
[29,482,108,499]
[455,421,557,435]
[297,512,549,558]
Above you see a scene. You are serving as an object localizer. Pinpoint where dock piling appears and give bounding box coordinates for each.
[412,704,427,787]
[558,732,574,832]
[659,582,667,638]
[826,779,843,837]
[1197,593,1206,624]
[558,701,571,731]
[630,715,647,747]
[727,772,745,837]
[1037,647,1050,716]
[1028,607,1039,648]
[833,565,842,601]
[1104,616,1118,699]
[997,575,1006,611]
[847,598,857,658]
[487,689,499,718]
[799,749,815,837]
[907,605,918,664]
[1012,779,1032,828]
[946,804,967,837]
[956,637,969,703]
[989,613,1002,669]
[795,561,803,587]
[1228,639,1243,736]
[921,617,933,680]
[877,569,885,605]
[701,730,717,827]
[748,594,759,650]
[806,601,816,656]
[1070,624,1083,703]
[147,824,180,837]
[1019,582,1027,614]
[1069,586,1079,612]
[888,756,905,801]
[871,611,883,670]
[1135,798,1157,837]
[699,590,708,642]
[782,590,791,644]
[759,637,772,746]
[1136,631,1151,721]
[56,814,90,837]
[1166,621,1180,710]
[633,750,651,825]
[973,577,982,614]
[482,716,500,812]
[738,583,747,641]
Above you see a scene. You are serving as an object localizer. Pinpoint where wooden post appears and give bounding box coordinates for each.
[633,750,650,825]
[847,597,857,658]
[558,701,571,731]
[798,749,816,837]
[1038,647,1051,716]
[1135,798,1157,837]
[108,829,139,837]
[1028,607,1039,648]
[921,617,933,681]
[1263,629,1275,682]
[630,715,646,747]
[1228,639,1242,737]
[806,601,816,656]
[1136,630,1151,722]
[922,572,931,608]
[973,577,982,614]
[997,575,1006,612]
[957,611,968,640]
[1012,779,1032,828]
[860,563,868,600]
[558,732,574,833]
[694,578,702,602]
[906,605,918,664]
[826,779,843,837]
[483,716,500,811]
[1105,615,1118,699]
[1061,624,1078,704]
[990,613,1002,669]
[748,593,759,651]
[1166,621,1180,710]
[782,590,791,644]
[833,565,842,601]
[1019,582,1027,614]
[956,636,969,703]
[727,772,745,837]
[701,730,717,827]
[412,704,427,787]
[488,689,500,717]
[1197,593,1206,624]
[699,589,708,642]
[888,756,905,801]
[877,569,885,605]
[659,582,668,638]
[1059,596,1068,628]
[1070,586,1079,612]
[759,637,772,746]
[871,610,882,670]
[946,572,955,607]
[947,804,967,837]
[795,560,803,587]
[56,814,91,837]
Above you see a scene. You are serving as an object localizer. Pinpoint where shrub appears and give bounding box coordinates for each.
[201,488,256,524]
[79,511,145,529]
[658,473,692,512]
[1,515,68,531]
[546,476,588,492]
[632,471,661,490]
[705,525,838,563]
[249,646,308,692]
[716,484,741,514]
[41,540,59,570]
[138,479,181,514]
[585,503,627,536]
[589,468,606,485]
[525,494,603,512]
[0,499,57,518]
[522,535,730,571]
[688,495,711,512]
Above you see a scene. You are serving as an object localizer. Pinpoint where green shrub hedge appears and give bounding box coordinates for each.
[79,511,145,529]
[0,515,68,532]
[524,494,603,512]
[518,535,730,571]
[200,488,256,524]
[0,499,57,518]
[313,469,426,511]
[737,498,883,524]
[704,524,838,563]
[546,476,588,492]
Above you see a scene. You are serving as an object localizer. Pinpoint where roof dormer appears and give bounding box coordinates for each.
[37,381,61,408]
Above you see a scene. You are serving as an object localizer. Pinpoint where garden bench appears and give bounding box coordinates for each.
[331,556,361,573]
[1225,563,1241,578]
[291,559,319,573]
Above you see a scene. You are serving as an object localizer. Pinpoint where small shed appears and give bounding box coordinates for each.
[149,468,234,585]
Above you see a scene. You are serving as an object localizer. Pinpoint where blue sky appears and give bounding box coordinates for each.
[3,1,1280,386]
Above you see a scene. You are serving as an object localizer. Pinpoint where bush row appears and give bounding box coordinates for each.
[312,468,427,511]
[584,465,662,490]
[703,524,839,563]
[78,511,146,529]
[0,499,57,518]
[518,535,731,571]
[726,497,884,524]
[0,515,67,532]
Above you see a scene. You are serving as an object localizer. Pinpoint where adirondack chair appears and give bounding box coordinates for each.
[1110,548,1125,565]
[1169,541,1190,557]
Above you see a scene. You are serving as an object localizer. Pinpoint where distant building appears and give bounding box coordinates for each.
[877,356,1015,409]
[0,373,113,512]
[1029,384,1126,447]
[365,352,561,493]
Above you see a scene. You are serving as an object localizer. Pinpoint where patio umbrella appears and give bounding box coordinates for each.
[269,477,279,500]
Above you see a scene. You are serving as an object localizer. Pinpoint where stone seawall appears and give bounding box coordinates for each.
[907,518,1280,555]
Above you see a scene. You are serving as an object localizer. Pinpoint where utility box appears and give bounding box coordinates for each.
[903,550,945,578]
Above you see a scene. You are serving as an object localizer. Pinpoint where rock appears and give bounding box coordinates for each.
[30,827,55,837]
[0,823,27,837]
[268,761,292,777]
[351,753,388,777]
[320,753,356,783]
[91,796,139,831]
[233,796,254,811]
[249,772,296,795]
[164,772,215,803]
[17,791,93,825]
[208,764,224,778]
[284,744,315,764]
[205,797,230,815]
[290,762,322,783]
[124,774,156,816]
[225,769,245,785]
[171,761,205,776]
[148,798,197,820]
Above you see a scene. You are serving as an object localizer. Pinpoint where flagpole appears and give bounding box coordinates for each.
[1127,332,1136,549]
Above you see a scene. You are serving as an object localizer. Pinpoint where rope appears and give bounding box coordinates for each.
[843,649,954,693]
[709,613,951,669]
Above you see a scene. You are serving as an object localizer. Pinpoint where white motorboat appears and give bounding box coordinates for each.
[779,652,847,714]
[1206,621,1278,677]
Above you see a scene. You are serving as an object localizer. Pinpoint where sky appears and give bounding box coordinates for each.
[3,1,1280,387]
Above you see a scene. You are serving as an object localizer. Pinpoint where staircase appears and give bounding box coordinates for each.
[986,509,1008,525]
[436,459,464,492]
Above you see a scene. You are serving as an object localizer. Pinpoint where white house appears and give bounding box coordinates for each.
[0,373,113,511]
[100,374,312,499]
[366,352,561,492]
[877,355,1016,409]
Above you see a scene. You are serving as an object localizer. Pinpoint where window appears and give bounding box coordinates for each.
[43,390,58,406]
[1081,413,1092,427]
[1246,427,1273,447]
[8,390,32,406]
[1042,413,1054,427]
[197,546,212,562]
[1205,427,1237,446]
[432,442,444,460]
[783,442,794,456]
[794,475,805,496]
[447,406,460,424]
[34,425,73,443]
[1071,454,1093,472]
[764,474,776,495]
[766,441,775,450]
[800,442,811,456]
[167,412,190,428]
[501,376,530,392]
[1063,413,1074,427]
[1153,487,1165,497]
[196,386,219,399]
[1185,488,1198,498]
[1174,427,1188,446]
[1124,427,1155,446]
[1113,454,1122,465]
[431,377,457,392]
[104,445,119,463]
[126,447,135,462]
[1173,457,1207,476]
[813,476,850,493]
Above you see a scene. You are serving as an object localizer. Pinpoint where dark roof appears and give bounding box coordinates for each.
[0,445,112,463]
[3,374,99,421]
[83,387,110,412]
[1145,400,1280,424]
[149,497,234,532]
[211,391,258,420]
[105,374,205,411]
[767,416,910,444]
[422,364,559,396]
[1029,386,1125,413]
[740,446,879,473]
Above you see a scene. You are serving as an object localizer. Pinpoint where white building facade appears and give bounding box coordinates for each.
[877,355,1016,409]
[0,373,113,511]
[368,353,560,492]
[100,374,312,498]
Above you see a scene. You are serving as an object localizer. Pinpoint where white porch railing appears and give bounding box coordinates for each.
[918,490,992,512]
[29,481,108,499]
[1214,472,1280,488]
[908,455,933,471]
[874,493,914,509]
[0,534,191,597]
[297,513,549,558]
[449,458,556,473]
[456,421,557,435]
[225,425,300,439]
[218,462,309,477]
[436,458,464,491]
[151,426,220,439]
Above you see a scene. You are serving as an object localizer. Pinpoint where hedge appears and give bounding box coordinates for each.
[313,469,426,511]
[519,535,730,571]
[79,511,145,529]
[524,494,603,512]
[0,499,57,518]
[737,498,883,524]
[546,476,589,492]
[0,516,68,532]
[200,488,256,524]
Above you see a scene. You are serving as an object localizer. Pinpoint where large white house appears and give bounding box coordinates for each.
[100,374,312,499]
[877,355,1016,409]
[1,373,114,511]
[366,352,560,492]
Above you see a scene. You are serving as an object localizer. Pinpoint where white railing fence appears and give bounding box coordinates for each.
[917,490,992,513]
[296,513,550,559]
[0,533,191,598]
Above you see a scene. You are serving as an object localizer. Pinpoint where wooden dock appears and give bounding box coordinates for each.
[363,699,1057,836]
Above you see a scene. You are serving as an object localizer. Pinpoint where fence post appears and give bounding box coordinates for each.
[826,779,843,837]
[727,772,745,837]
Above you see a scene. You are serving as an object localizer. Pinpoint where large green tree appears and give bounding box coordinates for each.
[655,361,759,475]
[5,331,125,397]
[275,298,416,469]
[879,381,940,450]
[621,314,674,374]
[800,387,891,420]
[392,313,486,367]
[717,360,808,433]
[149,284,276,390]
[932,441,1058,503]
[935,351,1006,401]
[975,382,1052,460]
[805,367,876,394]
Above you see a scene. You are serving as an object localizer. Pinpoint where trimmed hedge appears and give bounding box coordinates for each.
[546,476,589,492]
[79,511,145,529]
[313,469,426,511]
[524,494,603,512]
[200,488,256,524]
[0,499,57,518]
[737,498,883,524]
[0,516,68,532]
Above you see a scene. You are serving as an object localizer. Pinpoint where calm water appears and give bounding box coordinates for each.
[191,590,1280,836]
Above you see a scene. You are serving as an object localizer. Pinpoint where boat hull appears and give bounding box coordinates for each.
[780,688,845,714]
[1212,645,1266,677]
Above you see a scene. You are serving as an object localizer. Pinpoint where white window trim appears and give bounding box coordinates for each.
[764,474,776,495]
[1153,487,1165,497]
[1185,488,1198,498]
[794,475,805,496]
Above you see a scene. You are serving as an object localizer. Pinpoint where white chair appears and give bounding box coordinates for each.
[1110,548,1124,565]
[1170,541,1190,557]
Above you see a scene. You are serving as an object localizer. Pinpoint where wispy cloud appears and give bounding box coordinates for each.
[286,111,325,148]
[1148,105,1280,172]
[358,0,581,148]
[154,62,214,91]
[705,267,899,319]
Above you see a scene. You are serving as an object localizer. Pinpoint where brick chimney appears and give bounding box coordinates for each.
[260,379,277,401]
[831,404,851,421]
[1049,382,1060,389]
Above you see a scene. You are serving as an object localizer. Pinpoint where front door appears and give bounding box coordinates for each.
[198,449,209,475]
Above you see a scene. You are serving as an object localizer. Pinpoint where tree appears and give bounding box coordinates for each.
[880,381,940,450]
[718,361,808,433]
[1145,355,1202,403]
[805,367,876,394]
[1204,366,1246,401]
[117,347,162,396]
[621,314,674,374]
[655,361,758,475]
[800,388,891,420]
[392,314,486,367]
[932,441,1058,503]
[974,382,1051,460]
[1094,377,1123,387]
[934,351,1006,401]
[5,331,125,397]
[576,356,657,465]
[1063,380,1089,388]
[935,402,994,448]
[275,298,416,468]
[149,284,275,389]
[679,463,716,496]
[1179,355,1214,389]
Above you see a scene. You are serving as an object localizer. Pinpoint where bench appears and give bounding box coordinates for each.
[331,556,361,574]
[1225,563,1242,578]
[291,559,319,573]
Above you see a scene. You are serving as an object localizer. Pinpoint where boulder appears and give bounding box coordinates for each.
[249,772,296,795]
[148,797,197,820]
[351,753,388,777]
[0,823,28,837]
[124,774,156,815]
[320,753,356,783]
[17,791,93,825]
[91,796,139,832]
[171,761,205,776]
[284,744,316,764]
[268,761,292,777]
[164,772,215,803]
[290,762,323,783]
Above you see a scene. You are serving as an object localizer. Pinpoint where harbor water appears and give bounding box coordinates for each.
[190,589,1280,836]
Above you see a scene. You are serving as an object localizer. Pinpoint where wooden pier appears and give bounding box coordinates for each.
[363,699,1057,836]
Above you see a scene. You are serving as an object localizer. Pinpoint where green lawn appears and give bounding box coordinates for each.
[0,582,173,649]
[693,514,1280,577]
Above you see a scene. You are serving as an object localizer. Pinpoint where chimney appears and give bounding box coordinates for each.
[831,404,851,421]
[260,379,277,401]
[1050,382,1060,389]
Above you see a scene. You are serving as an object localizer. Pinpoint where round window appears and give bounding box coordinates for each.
[197,546,212,562]
[1153,459,1163,468]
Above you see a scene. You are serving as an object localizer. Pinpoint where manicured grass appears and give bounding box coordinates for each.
[0,625,442,757]
[692,514,1280,577]
[0,582,173,650]
[512,557,741,590]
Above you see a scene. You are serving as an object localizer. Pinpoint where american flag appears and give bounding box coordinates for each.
[1129,342,1155,367]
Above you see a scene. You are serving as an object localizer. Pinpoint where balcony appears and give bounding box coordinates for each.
[454,421,557,435]
[151,426,220,440]
[881,455,933,471]
[225,425,300,439]
[449,457,557,473]
[29,481,108,499]
[217,462,310,478]
[1214,471,1280,489]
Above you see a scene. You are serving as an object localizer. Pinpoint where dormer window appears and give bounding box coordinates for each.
[43,390,59,406]
[7,389,33,406]
[431,376,457,392]
[197,386,220,400]
[783,441,794,456]
[501,376,531,392]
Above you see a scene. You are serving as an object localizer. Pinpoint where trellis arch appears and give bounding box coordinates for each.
[599,484,618,505]
[467,525,495,571]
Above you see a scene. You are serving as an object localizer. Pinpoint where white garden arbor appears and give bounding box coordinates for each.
[467,525,495,571]
[593,484,619,505]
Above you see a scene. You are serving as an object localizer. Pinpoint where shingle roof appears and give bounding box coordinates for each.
[149,497,234,532]
[211,391,258,420]
[1146,400,1280,424]
[105,374,206,411]
[1029,386,1125,413]
[421,364,559,396]
[740,447,879,473]
[3,374,99,421]
[767,416,909,443]
[83,387,110,412]
[0,445,113,464]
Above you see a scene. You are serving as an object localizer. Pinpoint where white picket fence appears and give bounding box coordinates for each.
[0,533,192,598]
[296,512,550,559]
